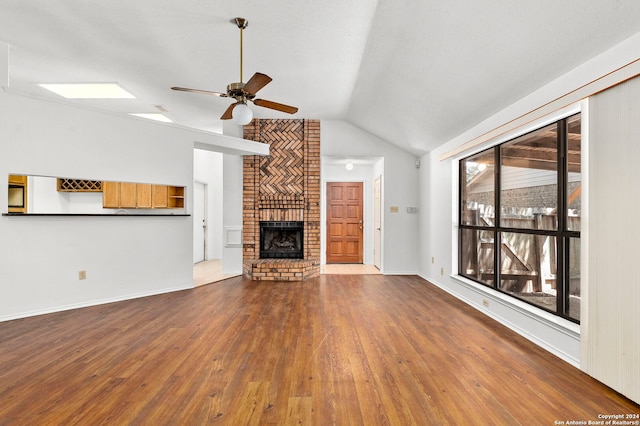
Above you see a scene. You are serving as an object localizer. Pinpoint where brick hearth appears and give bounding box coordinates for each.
[242,119,320,281]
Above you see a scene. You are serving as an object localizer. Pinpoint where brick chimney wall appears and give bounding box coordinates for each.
[242,119,321,280]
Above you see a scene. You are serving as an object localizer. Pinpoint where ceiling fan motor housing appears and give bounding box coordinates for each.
[227,82,254,100]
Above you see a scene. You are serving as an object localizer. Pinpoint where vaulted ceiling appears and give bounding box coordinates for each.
[1,1,639,156]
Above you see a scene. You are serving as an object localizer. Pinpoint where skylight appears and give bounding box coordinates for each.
[39,83,135,99]
[129,113,173,123]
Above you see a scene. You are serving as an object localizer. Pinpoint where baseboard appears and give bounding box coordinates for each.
[417,272,581,368]
[0,284,193,323]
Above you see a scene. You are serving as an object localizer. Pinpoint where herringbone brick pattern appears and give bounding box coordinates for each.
[257,121,305,196]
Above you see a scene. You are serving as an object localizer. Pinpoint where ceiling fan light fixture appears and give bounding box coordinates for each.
[171,17,298,122]
[232,102,253,125]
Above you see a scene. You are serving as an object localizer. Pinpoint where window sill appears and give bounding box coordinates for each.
[451,274,580,339]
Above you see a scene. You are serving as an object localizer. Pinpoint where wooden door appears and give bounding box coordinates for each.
[326,182,363,263]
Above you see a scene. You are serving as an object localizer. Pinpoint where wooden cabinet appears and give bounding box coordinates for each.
[137,184,152,208]
[102,181,120,208]
[168,186,185,208]
[102,182,184,209]
[119,183,138,208]
[9,175,27,185]
[151,185,169,208]
[8,175,27,213]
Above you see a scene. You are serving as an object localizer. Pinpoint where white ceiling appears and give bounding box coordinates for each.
[1,1,640,156]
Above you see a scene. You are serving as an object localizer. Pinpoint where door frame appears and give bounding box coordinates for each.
[324,181,365,264]
[193,180,208,264]
[374,175,382,270]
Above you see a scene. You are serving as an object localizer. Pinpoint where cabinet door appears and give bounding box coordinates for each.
[136,184,152,208]
[102,181,120,208]
[120,183,137,208]
[151,185,168,208]
[8,175,27,185]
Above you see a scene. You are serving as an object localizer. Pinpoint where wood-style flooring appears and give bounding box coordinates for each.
[0,275,637,424]
[194,261,380,288]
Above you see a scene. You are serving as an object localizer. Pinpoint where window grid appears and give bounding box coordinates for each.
[459,114,581,323]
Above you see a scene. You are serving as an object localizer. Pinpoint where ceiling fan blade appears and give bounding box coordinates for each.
[253,98,298,114]
[220,102,238,120]
[171,86,228,97]
[242,72,272,95]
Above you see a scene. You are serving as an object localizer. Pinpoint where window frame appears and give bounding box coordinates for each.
[458,113,581,324]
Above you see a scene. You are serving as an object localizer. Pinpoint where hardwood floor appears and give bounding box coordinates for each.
[0,275,637,424]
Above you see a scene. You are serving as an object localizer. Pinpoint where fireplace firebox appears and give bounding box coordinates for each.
[260,221,304,259]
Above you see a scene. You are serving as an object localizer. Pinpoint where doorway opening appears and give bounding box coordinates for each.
[320,156,384,275]
[326,181,364,264]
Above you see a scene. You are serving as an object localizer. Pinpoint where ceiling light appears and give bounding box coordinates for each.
[345,162,354,171]
[129,113,172,123]
[477,163,487,171]
[39,83,135,99]
[232,103,253,125]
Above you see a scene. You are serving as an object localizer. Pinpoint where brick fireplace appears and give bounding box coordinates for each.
[242,119,320,281]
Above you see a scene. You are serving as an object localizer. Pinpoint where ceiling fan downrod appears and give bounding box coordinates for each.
[235,17,248,84]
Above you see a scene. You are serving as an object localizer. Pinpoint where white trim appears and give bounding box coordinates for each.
[578,98,589,356]
[423,273,580,367]
[224,226,243,248]
[452,103,582,161]
[0,284,193,323]
[440,47,640,161]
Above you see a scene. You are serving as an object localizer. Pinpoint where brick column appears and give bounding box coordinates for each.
[242,119,321,280]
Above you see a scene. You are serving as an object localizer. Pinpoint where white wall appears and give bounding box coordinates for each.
[584,76,640,403]
[221,154,243,275]
[417,29,640,404]
[322,120,418,274]
[0,90,244,321]
[193,149,224,259]
[30,176,105,214]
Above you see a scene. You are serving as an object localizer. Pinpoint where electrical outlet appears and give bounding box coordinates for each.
[431,256,435,264]
[390,206,399,213]
[440,267,444,275]
[78,270,87,280]
[482,299,489,307]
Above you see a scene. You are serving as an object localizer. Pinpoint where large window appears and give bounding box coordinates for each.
[459,114,581,323]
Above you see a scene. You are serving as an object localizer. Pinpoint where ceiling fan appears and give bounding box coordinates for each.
[171,17,298,125]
